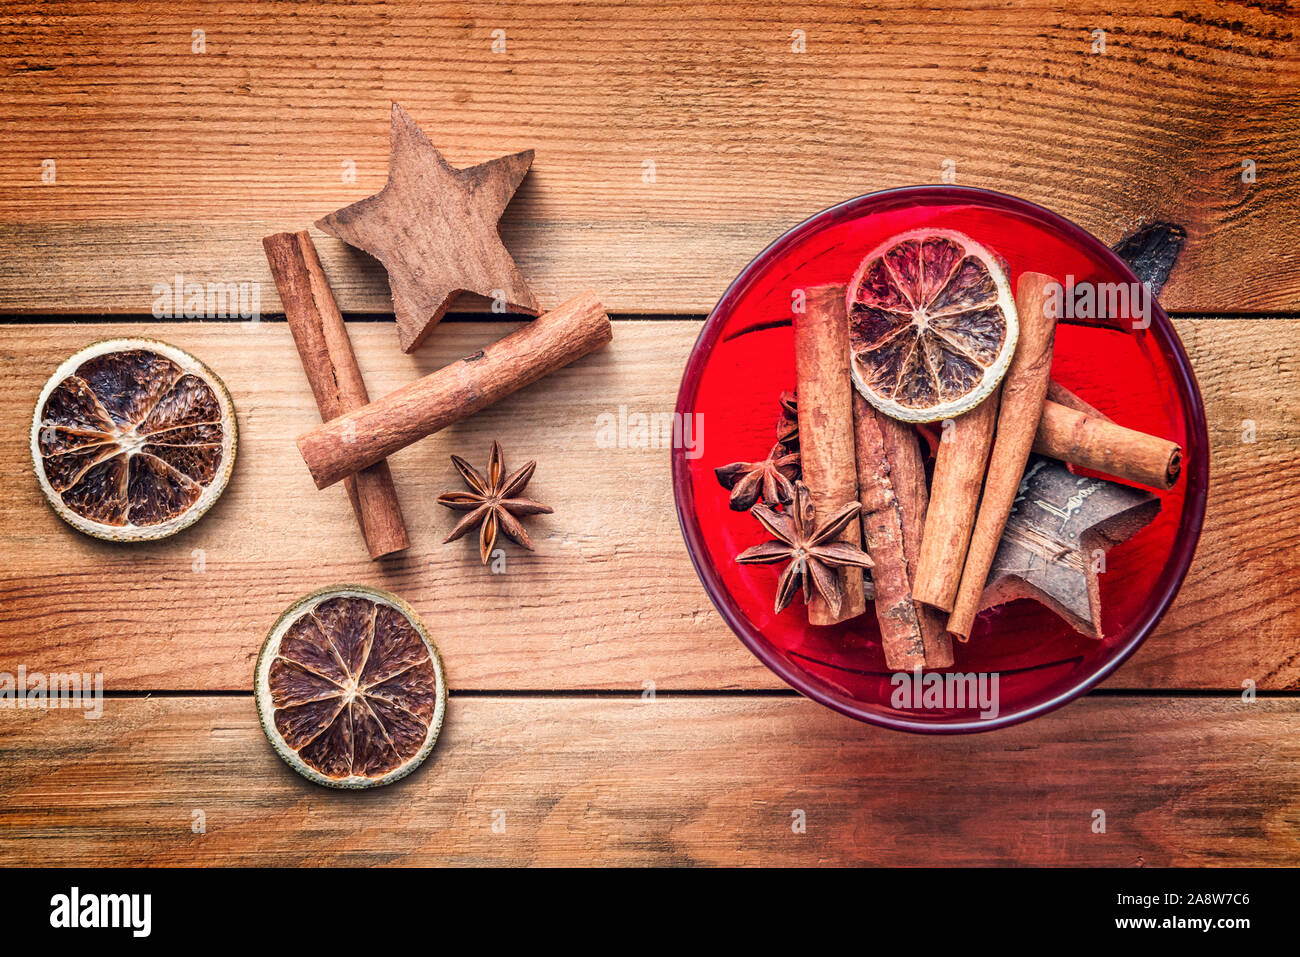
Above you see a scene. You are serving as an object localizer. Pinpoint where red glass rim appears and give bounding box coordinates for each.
[671,185,1209,733]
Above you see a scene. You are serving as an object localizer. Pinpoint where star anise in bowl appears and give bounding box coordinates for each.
[714,442,800,511]
[735,481,873,617]
[436,441,552,564]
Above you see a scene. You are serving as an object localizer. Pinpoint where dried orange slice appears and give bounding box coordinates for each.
[30,339,237,541]
[846,228,1018,422]
[255,585,447,789]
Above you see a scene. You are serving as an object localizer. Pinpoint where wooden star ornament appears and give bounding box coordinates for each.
[978,456,1161,638]
[316,103,540,353]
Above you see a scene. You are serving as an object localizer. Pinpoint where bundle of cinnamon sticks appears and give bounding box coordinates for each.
[791,276,1182,670]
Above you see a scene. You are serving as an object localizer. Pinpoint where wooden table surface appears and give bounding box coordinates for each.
[1,1,1298,866]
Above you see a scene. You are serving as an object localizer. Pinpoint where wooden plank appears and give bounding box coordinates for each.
[0,695,1296,866]
[1119,319,1300,689]
[0,2,1297,314]
[0,318,773,691]
[0,319,1296,691]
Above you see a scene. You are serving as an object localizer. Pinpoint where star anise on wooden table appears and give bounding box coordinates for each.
[714,442,801,511]
[735,481,874,617]
[436,441,553,564]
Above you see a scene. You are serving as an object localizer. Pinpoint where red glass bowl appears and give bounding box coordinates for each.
[672,186,1208,733]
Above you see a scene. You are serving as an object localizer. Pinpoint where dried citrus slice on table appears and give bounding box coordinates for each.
[30,338,237,541]
[255,585,447,789]
[846,228,1018,422]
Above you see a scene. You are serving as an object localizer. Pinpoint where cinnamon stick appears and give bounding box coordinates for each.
[1034,398,1182,490]
[912,390,1001,613]
[1046,380,1106,420]
[948,272,1058,640]
[794,284,866,625]
[298,290,613,489]
[263,230,409,559]
[854,393,953,670]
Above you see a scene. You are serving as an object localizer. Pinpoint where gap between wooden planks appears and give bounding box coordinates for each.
[0,319,1296,691]
[0,1,1297,313]
[0,695,1297,866]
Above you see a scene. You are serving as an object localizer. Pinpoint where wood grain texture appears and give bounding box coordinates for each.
[0,1,1297,315]
[1119,318,1300,689]
[0,319,1296,691]
[0,695,1296,866]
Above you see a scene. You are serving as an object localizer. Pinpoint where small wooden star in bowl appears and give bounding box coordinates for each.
[436,441,552,564]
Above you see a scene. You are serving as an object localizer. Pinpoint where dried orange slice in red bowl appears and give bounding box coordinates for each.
[30,338,237,541]
[847,228,1017,422]
[255,585,447,789]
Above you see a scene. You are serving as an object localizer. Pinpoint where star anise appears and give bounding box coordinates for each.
[776,390,799,449]
[735,481,874,617]
[714,442,800,511]
[436,441,553,564]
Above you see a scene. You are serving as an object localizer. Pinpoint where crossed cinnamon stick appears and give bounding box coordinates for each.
[263,231,613,559]
[263,231,410,559]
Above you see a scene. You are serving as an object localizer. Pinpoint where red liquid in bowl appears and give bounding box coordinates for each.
[672,187,1208,732]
